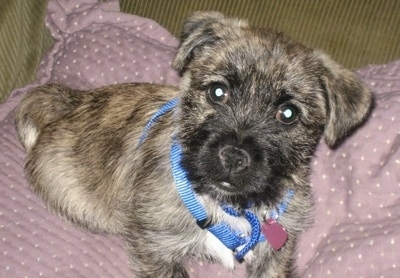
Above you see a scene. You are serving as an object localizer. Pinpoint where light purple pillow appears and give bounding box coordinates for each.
[1,0,399,277]
[299,60,400,277]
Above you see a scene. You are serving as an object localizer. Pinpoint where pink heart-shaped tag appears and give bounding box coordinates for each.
[261,218,288,250]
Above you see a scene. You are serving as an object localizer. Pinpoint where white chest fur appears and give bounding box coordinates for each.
[203,209,254,269]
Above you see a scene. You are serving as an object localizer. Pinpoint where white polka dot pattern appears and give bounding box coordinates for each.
[1,0,399,277]
[298,60,400,277]
[44,1,180,91]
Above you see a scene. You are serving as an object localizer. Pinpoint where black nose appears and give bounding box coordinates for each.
[218,145,250,174]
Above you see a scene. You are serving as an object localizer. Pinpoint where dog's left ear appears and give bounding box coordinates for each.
[173,12,248,73]
[317,51,374,148]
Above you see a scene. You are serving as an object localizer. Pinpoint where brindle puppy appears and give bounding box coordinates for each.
[15,12,373,278]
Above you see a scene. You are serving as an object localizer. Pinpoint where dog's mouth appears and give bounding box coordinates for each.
[213,180,253,196]
[216,181,236,192]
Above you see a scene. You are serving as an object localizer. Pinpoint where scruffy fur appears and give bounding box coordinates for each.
[15,12,373,277]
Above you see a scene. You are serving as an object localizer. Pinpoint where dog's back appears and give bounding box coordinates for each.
[14,83,180,235]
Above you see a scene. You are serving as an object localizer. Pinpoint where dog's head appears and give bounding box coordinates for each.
[174,12,373,206]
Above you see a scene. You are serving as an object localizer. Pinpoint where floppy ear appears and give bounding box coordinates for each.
[317,52,374,148]
[173,11,247,73]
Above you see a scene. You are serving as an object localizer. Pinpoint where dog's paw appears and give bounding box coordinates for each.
[204,231,235,270]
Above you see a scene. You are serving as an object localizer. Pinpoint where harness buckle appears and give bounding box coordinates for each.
[196,218,212,229]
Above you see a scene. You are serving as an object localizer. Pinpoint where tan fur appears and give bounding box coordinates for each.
[15,12,373,278]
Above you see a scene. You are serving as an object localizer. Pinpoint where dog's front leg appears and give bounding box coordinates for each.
[246,239,298,278]
[126,240,189,278]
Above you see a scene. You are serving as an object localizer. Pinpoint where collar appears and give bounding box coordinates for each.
[139,98,294,260]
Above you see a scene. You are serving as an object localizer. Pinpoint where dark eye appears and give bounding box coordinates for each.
[276,105,299,124]
[208,83,230,104]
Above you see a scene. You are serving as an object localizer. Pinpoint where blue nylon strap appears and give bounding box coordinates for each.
[208,224,246,250]
[170,140,208,221]
[222,205,265,260]
[170,139,247,251]
[269,189,295,220]
[138,98,179,146]
[235,210,261,260]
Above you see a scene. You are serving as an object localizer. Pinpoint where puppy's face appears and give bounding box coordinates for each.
[174,12,373,206]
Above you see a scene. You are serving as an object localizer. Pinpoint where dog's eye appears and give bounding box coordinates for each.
[276,105,299,124]
[208,83,230,104]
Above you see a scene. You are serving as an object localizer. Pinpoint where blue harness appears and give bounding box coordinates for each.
[138,98,293,260]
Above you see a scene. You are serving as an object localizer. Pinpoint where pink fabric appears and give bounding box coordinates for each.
[299,61,400,277]
[1,0,399,277]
